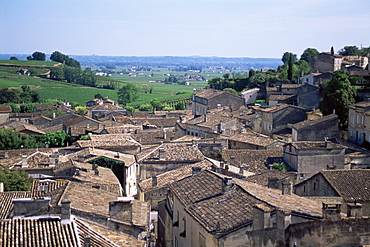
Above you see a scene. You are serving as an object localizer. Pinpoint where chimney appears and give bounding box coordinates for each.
[84,236,91,247]
[276,209,291,230]
[347,203,363,217]
[192,166,201,176]
[53,112,56,119]
[282,182,291,195]
[220,161,225,169]
[0,182,3,193]
[222,177,234,194]
[159,148,165,161]
[21,155,28,168]
[163,129,167,140]
[239,165,244,175]
[224,165,229,176]
[61,199,71,223]
[49,154,59,167]
[253,204,272,230]
[13,197,51,217]
[152,176,158,187]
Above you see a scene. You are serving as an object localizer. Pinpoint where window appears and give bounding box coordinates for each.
[180,217,186,238]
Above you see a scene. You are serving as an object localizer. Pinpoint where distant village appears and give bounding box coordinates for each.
[2,50,370,247]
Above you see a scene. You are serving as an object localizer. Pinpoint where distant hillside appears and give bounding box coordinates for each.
[0,54,281,70]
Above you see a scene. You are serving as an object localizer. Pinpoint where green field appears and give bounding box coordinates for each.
[0,61,210,106]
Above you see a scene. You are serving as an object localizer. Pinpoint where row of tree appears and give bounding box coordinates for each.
[50,66,97,87]
[0,129,71,150]
[25,51,81,68]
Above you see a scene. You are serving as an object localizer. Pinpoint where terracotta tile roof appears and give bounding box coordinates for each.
[235,177,322,216]
[146,118,179,128]
[320,169,370,202]
[195,89,224,99]
[138,143,204,162]
[75,218,144,247]
[15,124,46,135]
[72,161,123,195]
[63,116,102,127]
[228,131,280,147]
[0,179,68,220]
[292,114,338,130]
[60,182,120,217]
[269,94,296,101]
[0,105,11,113]
[10,151,52,170]
[288,141,346,150]
[139,160,212,192]
[132,130,183,144]
[281,84,302,89]
[0,120,29,128]
[170,170,321,234]
[222,149,283,174]
[34,104,57,111]
[89,103,124,111]
[77,134,141,148]
[244,170,288,186]
[0,218,80,246]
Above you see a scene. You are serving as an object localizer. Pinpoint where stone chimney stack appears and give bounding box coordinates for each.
[192,166,201,176]
[239,165,244,175]
[159,148,165,161]
[152,176,158,187]
[282,182,291,195]
[224,165,229,176]
[49,154,59,167]
[222,177,233,194]
[0,182,3,193]
[21,155,28,168]
[163,129,167,140]
[61,199,71,223]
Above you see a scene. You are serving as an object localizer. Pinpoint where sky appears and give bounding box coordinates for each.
[1,0,370,59]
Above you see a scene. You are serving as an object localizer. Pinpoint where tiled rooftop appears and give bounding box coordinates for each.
[77,134,141,148]
[132,130,183,144]
[288,141,346,150]
[0,218,79,247]
[139,160,212,192]
[137,143,204,162]
[195,89,224,99]
[292,114,338,130]
[89,103,124,111]
[171,170,321,234]
[320,169,370,202]
[228,131,280,147]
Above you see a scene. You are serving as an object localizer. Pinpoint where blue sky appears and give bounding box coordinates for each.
[1,0,369,58]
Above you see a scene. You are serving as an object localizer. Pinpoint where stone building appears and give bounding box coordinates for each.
[291,114,339,142]
[283,141,346,182]
[348,101,370,145]
[192,89,245,116]
[157,170,322,247]
[294,169,370,216]
[310,52,343,73]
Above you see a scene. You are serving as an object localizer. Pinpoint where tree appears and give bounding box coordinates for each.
[31,51,46,61]
[39,131,70,147]
[125,106,136,116]
[10,56,18,60]
[0,129,37,150]
[50,51,80,68]
[287,53,295,81]
[296,60,310,76]
[282,52,297,64]
[117,83,138,106]
[150,99,164,111]
[339,46,359,56]
[300,48,319,64]
[0,167,30,191]
[75,106,88,115]
[94,93,104,99]
[320,70,356,129]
